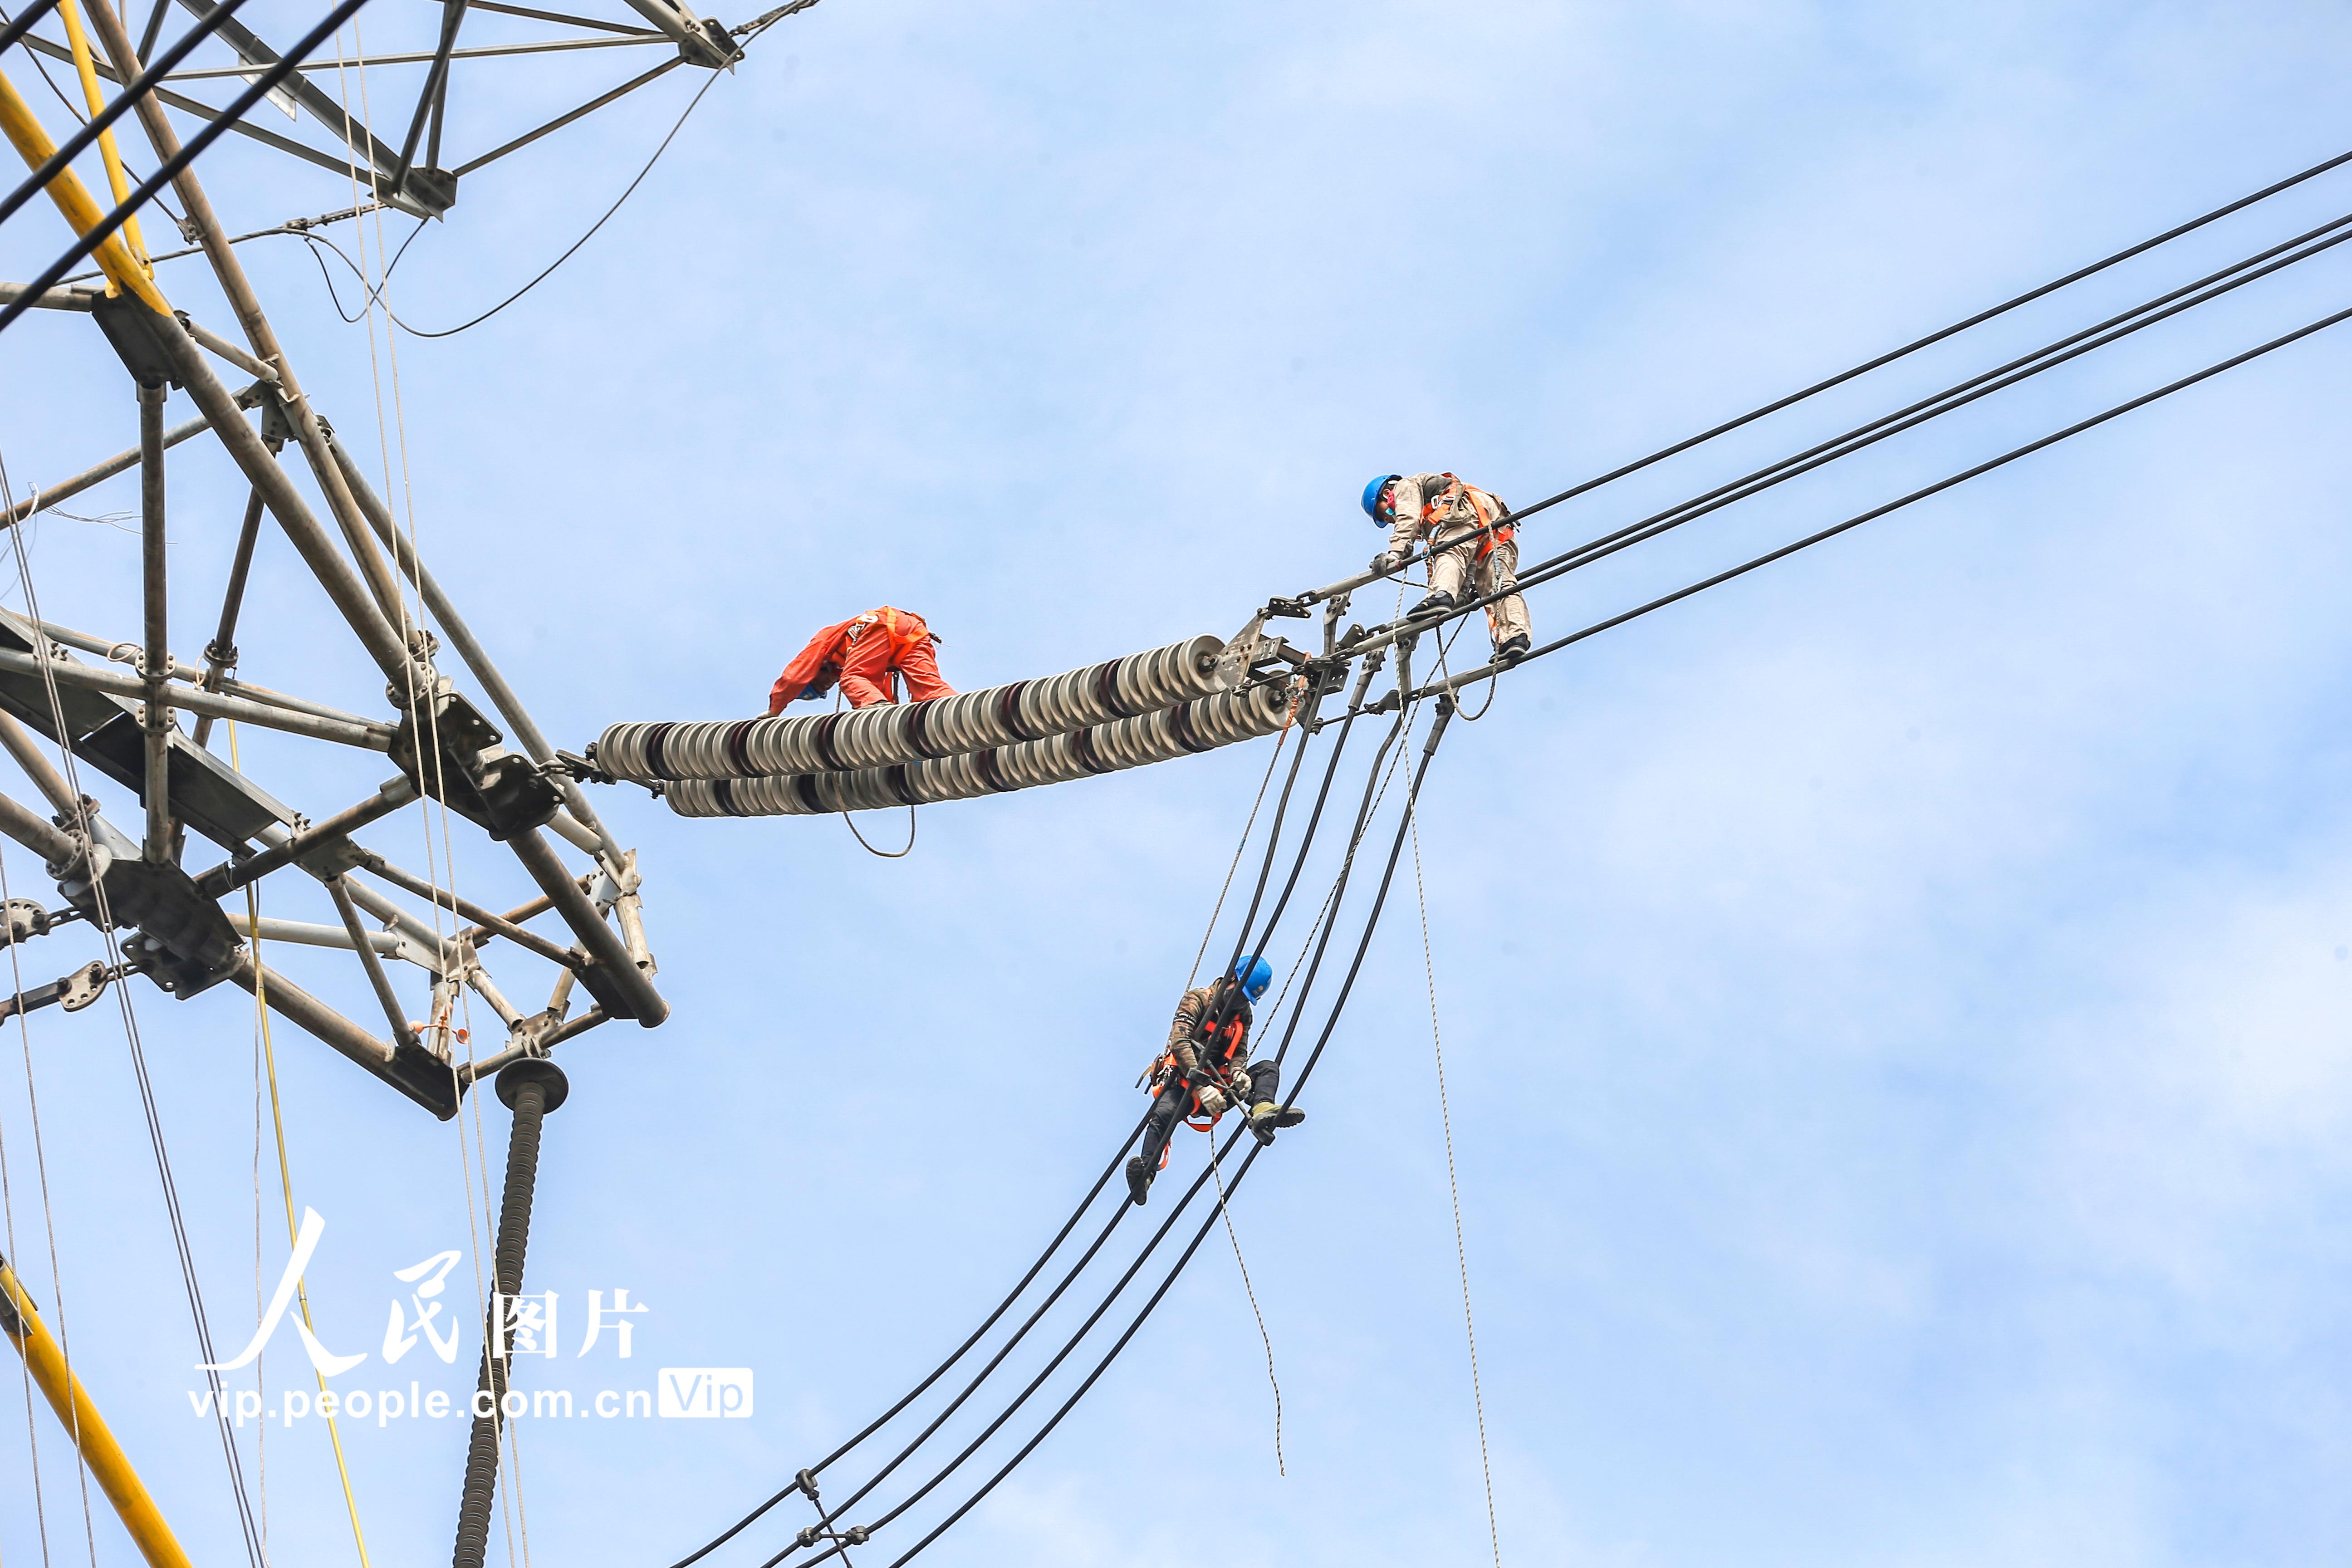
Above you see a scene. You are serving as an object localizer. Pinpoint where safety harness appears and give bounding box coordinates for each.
[1147,980,1254,1155]
[1416,474,1514,559]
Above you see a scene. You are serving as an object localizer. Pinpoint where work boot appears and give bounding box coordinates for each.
[1125,1155,1153,1207]
[1407,589,1455,620]
[1247,1102,1306,1146]
[1497,632,1531,664]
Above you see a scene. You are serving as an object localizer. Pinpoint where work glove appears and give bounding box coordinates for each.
[1371,550,1403,574]
[1195,1084,1229,1118]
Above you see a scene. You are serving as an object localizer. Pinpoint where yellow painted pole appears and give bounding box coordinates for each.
[0,1254,198,1568]
[55,0,149,269]
[0,65,172,313]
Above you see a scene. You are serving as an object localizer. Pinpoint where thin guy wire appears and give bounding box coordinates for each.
[1186,707,1293,989]
[0,459,99,1568]
[0,835,64,1568]
[5,469,256,1564]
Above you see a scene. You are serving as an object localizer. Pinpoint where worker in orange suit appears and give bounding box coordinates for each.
[766,607,956,714]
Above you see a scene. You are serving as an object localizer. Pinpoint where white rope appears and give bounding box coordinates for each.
[1409,814,1501,1567]
[326,23,544,1562]
[1206,1134,1284,1475]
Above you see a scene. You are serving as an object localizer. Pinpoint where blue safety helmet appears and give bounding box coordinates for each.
[1232,955,1274,1002]
[1362,473,1401,524]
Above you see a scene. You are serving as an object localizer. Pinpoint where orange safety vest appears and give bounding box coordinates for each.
[1149,987,1251,1098]
[1417,474,1514,559]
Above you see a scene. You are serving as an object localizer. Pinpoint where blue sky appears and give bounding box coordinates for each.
[5,1,2352,1563]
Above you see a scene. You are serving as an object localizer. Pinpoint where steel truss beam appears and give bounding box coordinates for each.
[0,0,669,1114]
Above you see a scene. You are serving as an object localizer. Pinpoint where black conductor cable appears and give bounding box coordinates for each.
[1338,144,2352,604]
[1377,209,2352,677]
[1488,144,2352,533]
[0,0,377,338]
[877,703,1461,1568]
[663,1105,1156,1568]
[0,0,256,232]
[1497,205,2352,608]
[1424,295,2352,699]
[772,704,1433,1568]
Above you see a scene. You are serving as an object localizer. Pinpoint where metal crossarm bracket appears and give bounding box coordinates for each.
[621,0,735,66]
[0,610,303,853]
[387,686,564,842]
[46,813,241,998]
[88,294,181,387]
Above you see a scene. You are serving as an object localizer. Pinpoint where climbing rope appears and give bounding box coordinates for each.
[1411,815,1500,1567]
[1205,1132,1283,1475]
[320,24,546,1561]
